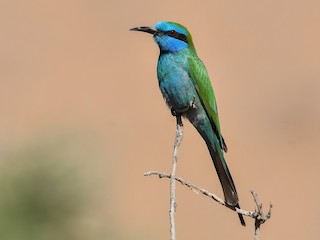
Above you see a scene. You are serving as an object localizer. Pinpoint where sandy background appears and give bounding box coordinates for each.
[1,0,320,239]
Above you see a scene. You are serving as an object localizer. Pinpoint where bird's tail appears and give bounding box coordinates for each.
[186,105,245,225]
[235,203,246,226]
[208,140,246,226]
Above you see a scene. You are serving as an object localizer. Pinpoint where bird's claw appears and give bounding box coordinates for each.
[171,96,197,117]
[189,96,196,109]
[171,108,178,116]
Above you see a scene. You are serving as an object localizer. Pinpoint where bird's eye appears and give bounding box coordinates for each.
[170,30,176,34]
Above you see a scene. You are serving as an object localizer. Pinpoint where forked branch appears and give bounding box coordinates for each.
[145,116,272,240]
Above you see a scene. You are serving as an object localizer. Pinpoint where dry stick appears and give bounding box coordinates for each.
[169,115,183,240]
[146,113,272,239]
[251,190,272,240]
[144,171,272,239]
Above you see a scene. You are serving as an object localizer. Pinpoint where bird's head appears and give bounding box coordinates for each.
[130,21,195,52]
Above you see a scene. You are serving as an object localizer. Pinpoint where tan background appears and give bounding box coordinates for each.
[1,0,320,239]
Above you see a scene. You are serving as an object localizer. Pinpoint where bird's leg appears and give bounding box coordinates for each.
[176,114,183,126]
[171,109,184,126]
[189,95,196,109]
[171,96,197,117]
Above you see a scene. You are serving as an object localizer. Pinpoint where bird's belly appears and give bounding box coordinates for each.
[159,74,196,110]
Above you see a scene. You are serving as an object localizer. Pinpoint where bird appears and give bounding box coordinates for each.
[130,21,245,226]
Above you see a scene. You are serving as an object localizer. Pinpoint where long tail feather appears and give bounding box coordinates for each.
[186,104,245,226]
[208,144,238,206]
[235,203,246,226]
[208,141,246,226]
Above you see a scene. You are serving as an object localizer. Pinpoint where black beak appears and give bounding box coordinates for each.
[130,26,158,35]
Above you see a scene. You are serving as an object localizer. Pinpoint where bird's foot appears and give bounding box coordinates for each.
[171,106,189,116]
[189,95,197,109]
[170,96,197,117]
[170,108,179,117]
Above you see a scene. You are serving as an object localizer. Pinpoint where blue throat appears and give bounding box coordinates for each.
[154,35,188,52]
[153,21,189,52]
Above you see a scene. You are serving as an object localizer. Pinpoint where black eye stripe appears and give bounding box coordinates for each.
[164,30,187,43]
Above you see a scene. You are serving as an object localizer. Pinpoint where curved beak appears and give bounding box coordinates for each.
[130,26,158,35]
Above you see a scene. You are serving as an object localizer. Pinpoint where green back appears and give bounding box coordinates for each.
[167,22,227,151]
[188,53,227,152]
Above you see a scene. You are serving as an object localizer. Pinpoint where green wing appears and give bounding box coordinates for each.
[188,55,228,152]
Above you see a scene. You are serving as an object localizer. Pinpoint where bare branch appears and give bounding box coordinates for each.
[145,111,272,240]
[168,115,183,240]
[144,171,272,239]
[250,190,273,240]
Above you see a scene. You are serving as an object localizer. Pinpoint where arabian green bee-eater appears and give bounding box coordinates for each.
[131,21,245,226]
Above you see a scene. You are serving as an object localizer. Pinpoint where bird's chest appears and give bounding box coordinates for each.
[157,53,196,109]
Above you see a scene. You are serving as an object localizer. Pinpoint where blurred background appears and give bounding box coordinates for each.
[1,0,319,239]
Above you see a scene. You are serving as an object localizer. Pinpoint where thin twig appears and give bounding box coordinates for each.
[144,171,272,239]
[250,190,273,240]
[145,110,271,239]
[169,115,183,240]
